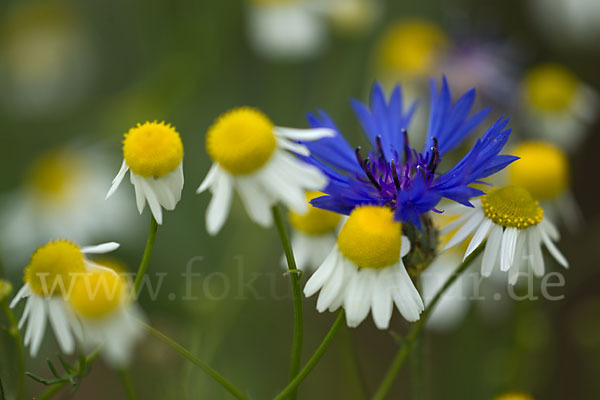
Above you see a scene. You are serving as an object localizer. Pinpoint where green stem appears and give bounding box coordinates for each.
[133,216,159,296]
[271,205,304,399]
[410,278,425,400]
[339,324,368,400]
[36,347,102,400]
[1,301,26,400]
[118,369,137,400]
[273,311,345,400]
[372,244,485,400]
[140,320,248,400]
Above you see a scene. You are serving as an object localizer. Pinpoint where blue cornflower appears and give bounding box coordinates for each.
[300,78,518,229]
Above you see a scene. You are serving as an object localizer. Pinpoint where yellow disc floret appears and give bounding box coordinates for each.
[0,279,13,302]
[206,107,277,175]
[337,205,403,269]
[288,192,342,235]
[494,393,534,400]
[509,141,569,199]
[377,19,448,77]
[524,64,578,112]
[28,150,82,202]
[24,240,85,297]
[70,269,124,319]
[123,121,183,178]
[481,186,543,229]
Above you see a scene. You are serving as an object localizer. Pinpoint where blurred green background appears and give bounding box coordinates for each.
[1,0,599,399]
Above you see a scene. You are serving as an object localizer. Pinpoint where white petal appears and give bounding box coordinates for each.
[528,226,545,276]
[205,171,233,235]
[438,209,477,235]
[344,269,373,328]
[401,235,411,257]
[197,164,219,194]
[316,259,346,313]
[18,294,33,329]
[540,218,560,241]
[391,263,424,322]
[81,242,120,254]
[236,177,274,227]
[48,299,74,354]
[481,225,503,277]
[443,211,484,250]
[130,173,147,214]
[274,126,335,141]
[464,218,492,260]
[500,228,519,272]
[509,231,527,286]
[277,138,310,156]
[371,270,393,329]
[10,284,30,309]
[304,246,339,297]
[139,177,163,225]
[106,160,129,200]
[540,226,569,268]
[29,297,47,357]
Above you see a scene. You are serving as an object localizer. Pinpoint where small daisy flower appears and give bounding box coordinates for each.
[69,267,144,367]
[0,147,134,269]
[375,19,448,91]
[106,121,184,225]
[520,63,598,152]
[197,107,333,235]
[286,191,343,271]
[508,140,581,230]
[245,0,327,61]
[304,205,424,329]
[443,185,569,285]
[10,240,120,357]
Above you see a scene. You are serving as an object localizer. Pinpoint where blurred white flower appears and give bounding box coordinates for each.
[519,63,598,152]
[529,0,600,48]
[0,146,136,270]
[0,2,95,116]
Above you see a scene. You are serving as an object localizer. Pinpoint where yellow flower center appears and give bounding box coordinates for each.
[70,269,124,319]
[122,121,183,178]
[337,205,402,269]
[206,107,277,175]
[27,150,81,202]
[288,192,342,235]
[509,141,569,200]
[481,186,543,229]
[494,393,534,400]
[377,19,448,76]
[24,240,85,297]
[524,64,578,112]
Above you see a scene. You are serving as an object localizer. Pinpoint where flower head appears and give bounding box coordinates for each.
[198,107,333,235]
[302,79,516,229]
[107,121,185,225]
[444,185,568,284]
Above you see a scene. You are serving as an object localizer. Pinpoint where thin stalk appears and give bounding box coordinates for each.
[36,346,102,400]
[339,324,368,400]
[140,320,248,400]
[410,278,426,400]
[133,216,159,296]
[271,205,304,399]
[372,244,485,400]
[273,311,345,400]
[118,369,137,400]
[1,302,25,400]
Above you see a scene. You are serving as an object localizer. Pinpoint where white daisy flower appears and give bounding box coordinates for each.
[0,147,135,270]
[285,191,342,271]
[245,0,327,61]
[106,121,184,225]
[508,140,582,231]
[304,205,424,329]
[10,240,120,357]
[443,185,569,285]
[197,107,333,235]
[520,63,598,153]
[69,266,144,367]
